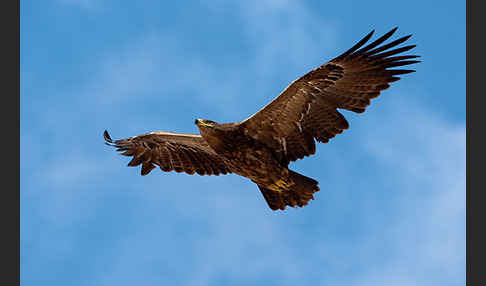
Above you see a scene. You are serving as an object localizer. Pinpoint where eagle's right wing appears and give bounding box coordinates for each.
[239,27,419,165]
[104,130,232,176]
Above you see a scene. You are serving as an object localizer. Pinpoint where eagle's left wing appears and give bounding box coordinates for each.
[239,27,420,165]
[104,130,233,176]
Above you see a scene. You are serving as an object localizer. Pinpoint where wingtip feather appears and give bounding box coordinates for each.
[356,27,400,54]
[334,29,375,60]
[104,130,116,146]
[104,130,111,141]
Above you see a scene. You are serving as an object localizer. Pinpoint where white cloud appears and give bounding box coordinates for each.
[352,97,465,286]
[85,96,465,286]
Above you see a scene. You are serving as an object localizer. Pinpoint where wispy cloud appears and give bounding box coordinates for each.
[77,98,464,286]
[351,97,465,285]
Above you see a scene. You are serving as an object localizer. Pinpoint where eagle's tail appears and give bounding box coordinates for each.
[257,170,320,211]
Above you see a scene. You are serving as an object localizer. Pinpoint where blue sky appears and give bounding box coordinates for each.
[21,1,465,285]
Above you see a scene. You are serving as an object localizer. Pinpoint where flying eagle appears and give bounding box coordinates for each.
[104,27,419,211]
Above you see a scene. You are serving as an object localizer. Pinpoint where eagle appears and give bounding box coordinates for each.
[104,27,419,211]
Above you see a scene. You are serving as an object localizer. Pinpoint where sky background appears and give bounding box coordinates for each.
[21,1,465,285]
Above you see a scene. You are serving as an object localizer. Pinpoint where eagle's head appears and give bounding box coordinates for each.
[195,119,218,128]
[195,119,226,150]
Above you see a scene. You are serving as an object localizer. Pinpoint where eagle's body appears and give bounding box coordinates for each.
[105,28,419,211]
[198,123,284,184]
[196,122,310,206]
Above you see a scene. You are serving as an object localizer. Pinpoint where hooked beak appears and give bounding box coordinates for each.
[195,119,213,127]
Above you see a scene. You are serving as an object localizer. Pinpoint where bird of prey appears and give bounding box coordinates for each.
[104,27,419,211]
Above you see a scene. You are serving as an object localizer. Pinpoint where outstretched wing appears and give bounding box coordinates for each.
[239,27,420,165]
[104,130,232,176]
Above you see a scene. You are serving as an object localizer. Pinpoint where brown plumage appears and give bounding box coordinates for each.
[104,27,419,211]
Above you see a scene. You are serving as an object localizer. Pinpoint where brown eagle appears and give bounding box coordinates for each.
[104,27,419,211]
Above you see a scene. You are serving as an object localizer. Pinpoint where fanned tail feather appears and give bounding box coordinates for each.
[258,170,319,211]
